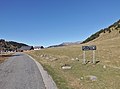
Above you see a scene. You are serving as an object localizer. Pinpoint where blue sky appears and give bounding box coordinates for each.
[0,0,120,46]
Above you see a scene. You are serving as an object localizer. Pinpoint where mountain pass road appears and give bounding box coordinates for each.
[0,53,46,89]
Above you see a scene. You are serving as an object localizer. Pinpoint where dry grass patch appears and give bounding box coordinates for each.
[0,57,6,63]
[28,44,120,89]
[0,53,13,63]
[27,25,120,89]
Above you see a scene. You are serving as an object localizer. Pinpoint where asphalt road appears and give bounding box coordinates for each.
[0,53,46,89]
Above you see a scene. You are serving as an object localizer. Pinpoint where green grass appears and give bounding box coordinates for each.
[30,53,73,89]
[28,45,120,89]
[42,64,71,89]
[69,61,120,89]
[27,22,120,89]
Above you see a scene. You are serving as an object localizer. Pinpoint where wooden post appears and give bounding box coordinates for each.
[83,51,86,64]
[93,50,95,64]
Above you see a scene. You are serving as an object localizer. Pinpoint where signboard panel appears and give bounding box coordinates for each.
[82,45,96,51]
[82,45,97,64]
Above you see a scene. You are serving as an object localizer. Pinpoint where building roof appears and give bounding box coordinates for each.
[19,46,34,50]
[34,46,41,49]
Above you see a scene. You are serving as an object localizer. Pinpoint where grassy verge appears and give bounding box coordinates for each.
[30,54,72,89]
[28,45,120,89]
[42,64,70,89]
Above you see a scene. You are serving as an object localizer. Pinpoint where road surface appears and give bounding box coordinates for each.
[0,53,46,89]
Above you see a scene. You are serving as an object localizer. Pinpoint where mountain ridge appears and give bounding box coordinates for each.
[48,41,81,48]
[0,39,28,51]
[82,19,120,43]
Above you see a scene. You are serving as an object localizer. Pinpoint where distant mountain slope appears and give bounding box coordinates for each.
[48,41,81,48]
[6,41,28,48]
[61,41,81,46]
[82,19,120,43]
[0,39,28,51]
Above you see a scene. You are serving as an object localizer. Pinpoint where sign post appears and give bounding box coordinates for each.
[83,51,86,64]
[93,50,95,64]
[82,45,96,64]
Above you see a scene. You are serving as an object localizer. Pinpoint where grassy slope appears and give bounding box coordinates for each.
[28,39,120,89]
[88,29,120,67]
[28,23,120,89]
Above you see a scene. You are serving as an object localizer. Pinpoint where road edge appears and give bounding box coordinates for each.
[27,54,58,89]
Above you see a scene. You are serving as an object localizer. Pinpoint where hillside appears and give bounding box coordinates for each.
[28,19,120,89]
[82,19,120,43]
[0,39,28,51]
[82,19,120,67]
